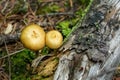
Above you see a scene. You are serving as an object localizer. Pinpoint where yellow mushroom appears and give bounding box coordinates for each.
[46,30,63,49]
[20,24,45,51]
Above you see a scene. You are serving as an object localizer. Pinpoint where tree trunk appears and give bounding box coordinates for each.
[54,0,120,80]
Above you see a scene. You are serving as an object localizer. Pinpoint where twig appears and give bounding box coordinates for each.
[0,49,25,60]
[1,0,9,14]
[69,0,73,8]
[69,0,74,12]
[38,12,74,17]
[4,40,11,80]
[39,0,61,3]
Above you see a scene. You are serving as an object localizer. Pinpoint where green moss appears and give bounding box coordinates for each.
[41,47,50,55]
[6,49,36,80]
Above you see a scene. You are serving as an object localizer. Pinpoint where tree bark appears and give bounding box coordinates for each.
[54,0,120,80]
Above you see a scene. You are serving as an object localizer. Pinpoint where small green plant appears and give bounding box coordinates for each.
[57,18,78,37]
[56,21,71,37]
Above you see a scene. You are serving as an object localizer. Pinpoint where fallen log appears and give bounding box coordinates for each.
[54,0,120,80]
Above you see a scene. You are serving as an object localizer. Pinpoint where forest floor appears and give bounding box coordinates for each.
[0,0,119,80]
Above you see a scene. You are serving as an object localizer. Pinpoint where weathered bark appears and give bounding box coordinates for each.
[54,0,120,80]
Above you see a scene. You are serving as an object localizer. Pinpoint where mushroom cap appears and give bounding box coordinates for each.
[20,24,45,51]
[46,30,63,49]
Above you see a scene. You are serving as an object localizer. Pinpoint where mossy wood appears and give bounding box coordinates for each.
[54,0,120,80]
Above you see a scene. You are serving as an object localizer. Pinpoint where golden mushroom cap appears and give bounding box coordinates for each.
[46,30,63,49]
[20,24,45,51]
